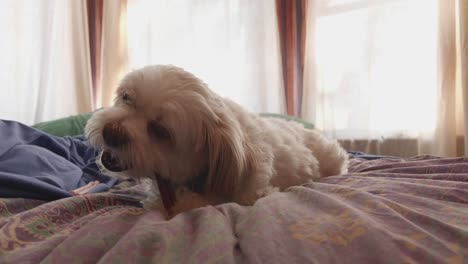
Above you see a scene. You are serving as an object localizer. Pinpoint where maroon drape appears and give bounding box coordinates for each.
[276,0,307,116]
[86,0,103,107]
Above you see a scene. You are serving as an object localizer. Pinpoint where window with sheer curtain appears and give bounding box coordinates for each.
[304,0,438,139]
[300,0,464,156]
[0,0,93,125]
[124,0,285,114]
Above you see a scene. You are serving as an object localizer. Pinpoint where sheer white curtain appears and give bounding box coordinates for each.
[118,0,285,113]
[0,0,93,125]
[303,0,465,156]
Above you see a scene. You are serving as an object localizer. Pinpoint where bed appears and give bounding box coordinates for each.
[0,116,467,263]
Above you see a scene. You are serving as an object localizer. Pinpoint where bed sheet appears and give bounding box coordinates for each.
[1,156,467,263]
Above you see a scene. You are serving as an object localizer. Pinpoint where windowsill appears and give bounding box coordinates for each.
[338,137,419,157]
[338,136,465,157]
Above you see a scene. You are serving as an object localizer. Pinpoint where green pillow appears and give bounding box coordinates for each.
[259,113,314,129]
[32,112,93,137]
[32,112,314,137]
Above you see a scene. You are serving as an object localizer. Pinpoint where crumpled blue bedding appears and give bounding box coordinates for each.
[0,120,117,201]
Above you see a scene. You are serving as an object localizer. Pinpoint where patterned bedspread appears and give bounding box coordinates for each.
[1,155,467,263]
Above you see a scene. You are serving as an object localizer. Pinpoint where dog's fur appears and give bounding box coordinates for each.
[85,65,348,216]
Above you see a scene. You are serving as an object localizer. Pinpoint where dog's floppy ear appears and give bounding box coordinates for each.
[204,117,252,198]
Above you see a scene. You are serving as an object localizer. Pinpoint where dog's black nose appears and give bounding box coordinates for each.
[102,122,129,148]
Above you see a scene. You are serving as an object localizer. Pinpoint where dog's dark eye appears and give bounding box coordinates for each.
[122,93,130,102]
[147,121,171,141]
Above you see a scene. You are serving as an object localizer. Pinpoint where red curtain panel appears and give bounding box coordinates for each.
[276,0,307,116]
[87,0,103,106]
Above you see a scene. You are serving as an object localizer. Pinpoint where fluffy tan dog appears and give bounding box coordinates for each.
[85,65,348,217]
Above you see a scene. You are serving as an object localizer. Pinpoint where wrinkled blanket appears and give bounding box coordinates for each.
[1,156,468,263]
[0,120,117,201]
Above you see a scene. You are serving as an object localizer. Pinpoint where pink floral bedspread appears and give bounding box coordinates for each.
[1,155,467,263]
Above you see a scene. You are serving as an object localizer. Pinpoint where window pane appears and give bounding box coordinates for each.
[313,0,438,139]
[126,0,284,113]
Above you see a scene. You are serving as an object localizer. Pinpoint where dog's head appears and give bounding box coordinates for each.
[85,65,252,197]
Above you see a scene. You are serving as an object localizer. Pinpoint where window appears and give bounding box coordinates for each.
[125,0,285,113]
[310,0,438,139]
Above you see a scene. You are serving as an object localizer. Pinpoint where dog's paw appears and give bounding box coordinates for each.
[141,197,163,211]
[141,197,173,219]
[236,186,280,205]
[256,186,279,197]
[169,188,211,216]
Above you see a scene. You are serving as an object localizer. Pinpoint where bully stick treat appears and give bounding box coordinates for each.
[98,150,176,214]
[155,173,176,213]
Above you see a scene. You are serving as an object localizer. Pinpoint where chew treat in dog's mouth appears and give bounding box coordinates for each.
[100,150,127,172]
[155,173,176,213]
[97,150,176,213]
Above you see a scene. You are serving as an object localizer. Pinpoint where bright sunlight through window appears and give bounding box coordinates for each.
[125,0,284,114]
[314,0,438,139]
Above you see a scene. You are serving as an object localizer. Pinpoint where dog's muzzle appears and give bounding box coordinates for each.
[102,122,129,148]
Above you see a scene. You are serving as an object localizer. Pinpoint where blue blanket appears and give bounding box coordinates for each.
[347,151,395,160]
[0,120,117,201]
